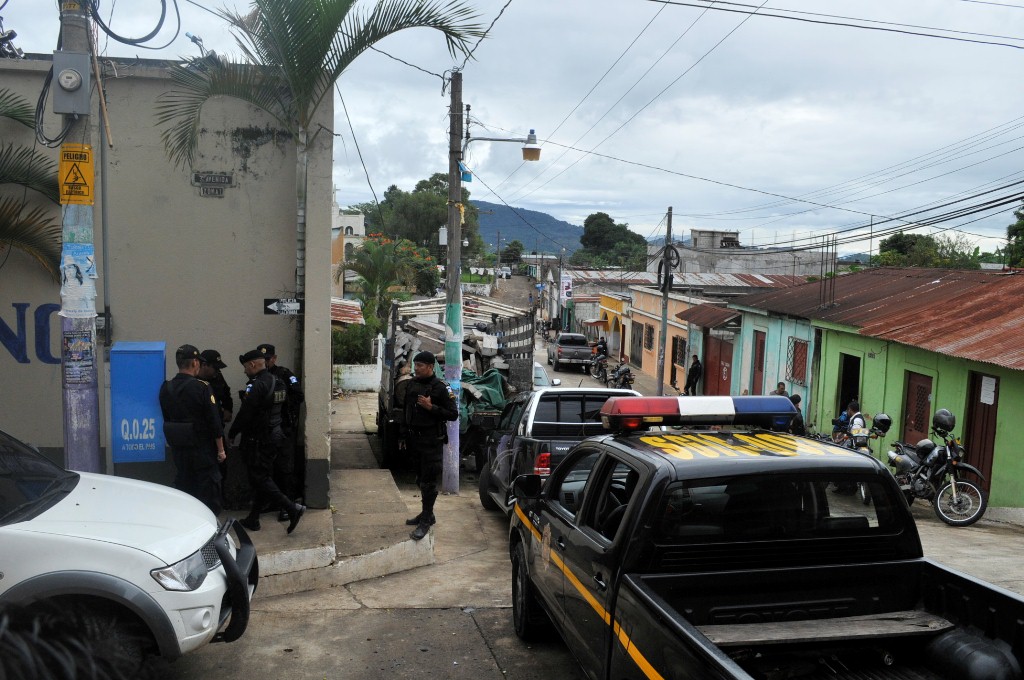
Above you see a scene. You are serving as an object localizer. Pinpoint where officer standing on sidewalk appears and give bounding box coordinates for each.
[404,351,459,540]
[229,348,305,534]
[198,349,233,424]
[159,344,227,515]
[257,343,304,518]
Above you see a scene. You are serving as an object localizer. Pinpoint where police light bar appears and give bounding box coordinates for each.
[600,396,797,432]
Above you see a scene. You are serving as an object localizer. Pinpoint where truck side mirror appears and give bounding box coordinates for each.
[551,379,561,386]
[511,474,543,500]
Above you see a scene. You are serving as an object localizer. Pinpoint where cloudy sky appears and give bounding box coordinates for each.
[6,0,1024,255]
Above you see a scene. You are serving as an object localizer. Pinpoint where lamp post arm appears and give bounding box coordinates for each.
[462,136,528,154]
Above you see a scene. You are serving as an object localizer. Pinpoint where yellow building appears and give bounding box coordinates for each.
[627,287,695,389]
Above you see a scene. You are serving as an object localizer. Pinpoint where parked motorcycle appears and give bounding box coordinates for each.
[886,408,988,527]
[590,353,609,382]
[606,362,634,389]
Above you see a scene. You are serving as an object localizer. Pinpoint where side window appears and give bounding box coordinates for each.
[585,460,642,542]
[548,450,601,520]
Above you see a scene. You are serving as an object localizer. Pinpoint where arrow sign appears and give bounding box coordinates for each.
[264,298,304,315]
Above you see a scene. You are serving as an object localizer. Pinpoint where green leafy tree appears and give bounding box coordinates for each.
[501,239,523,263]
[0,89,61,281]
[1007,202,1024,267]
[874,231,979,269]
[573,212,646,268]
[155,0,483,345]
[332,323,375,364]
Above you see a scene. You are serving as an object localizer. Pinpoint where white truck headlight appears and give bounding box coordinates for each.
[151,549,208,591]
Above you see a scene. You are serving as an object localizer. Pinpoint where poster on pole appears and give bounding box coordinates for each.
[560,273,572,304]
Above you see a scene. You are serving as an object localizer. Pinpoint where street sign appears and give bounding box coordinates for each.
[59,143,93,205]
[265,298,304,315]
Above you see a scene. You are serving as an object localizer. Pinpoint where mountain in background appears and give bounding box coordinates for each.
[472,200,582,254]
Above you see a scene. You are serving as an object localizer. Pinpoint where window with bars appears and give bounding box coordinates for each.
[787,337,809,385]
[644,324,654,350]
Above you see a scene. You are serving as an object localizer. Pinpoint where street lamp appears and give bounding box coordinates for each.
[462,128,542,161]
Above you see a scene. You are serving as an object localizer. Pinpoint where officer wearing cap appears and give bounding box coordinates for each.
[198,349,233,424]
[257,343,304,514]
[158,344,227,515]
[229,349,305,534]
[403,350,459,541]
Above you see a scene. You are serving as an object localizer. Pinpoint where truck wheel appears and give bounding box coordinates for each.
[75,604,150,672]
[512,541,549,641]
[478,464,501,511]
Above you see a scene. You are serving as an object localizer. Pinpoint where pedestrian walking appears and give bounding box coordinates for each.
[403,351,459,541]
[683,355,703,396]
[158,344,226,515]
[258,343,305,519]
[229,348,305,534]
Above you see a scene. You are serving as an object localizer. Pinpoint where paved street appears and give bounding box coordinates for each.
[156,351,1024,680]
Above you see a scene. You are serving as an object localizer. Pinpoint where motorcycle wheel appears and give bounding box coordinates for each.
[933,478,988,527]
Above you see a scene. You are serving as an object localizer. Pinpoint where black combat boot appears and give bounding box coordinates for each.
[239,514,261,532]
[405,512,436,526]
[286,502,306,534]
[410,520,431,541]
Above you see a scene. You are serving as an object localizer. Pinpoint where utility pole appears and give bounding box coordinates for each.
[495,229,501,289]
[556,247,565,330]
[442,70,464,495]
[58,4,101,471]
[656,207,673,396]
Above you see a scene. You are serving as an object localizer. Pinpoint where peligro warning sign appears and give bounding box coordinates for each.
[59,143,94,205]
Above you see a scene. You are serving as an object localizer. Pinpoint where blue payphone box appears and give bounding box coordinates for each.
[110,341,166,463]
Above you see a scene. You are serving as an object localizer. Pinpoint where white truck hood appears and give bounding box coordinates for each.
[15,472,218,564]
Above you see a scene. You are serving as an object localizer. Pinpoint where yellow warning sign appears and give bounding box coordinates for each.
[59,143,94,206]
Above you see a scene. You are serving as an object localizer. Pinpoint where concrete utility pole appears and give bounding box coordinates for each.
[656,207,673,396]
[442,70,464,494]
[495,230,501,289]
[57,4,101,471]
[556,248,565,330]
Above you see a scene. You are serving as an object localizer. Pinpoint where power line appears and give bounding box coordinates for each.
[459,0,513,69]
[337,85,386,233]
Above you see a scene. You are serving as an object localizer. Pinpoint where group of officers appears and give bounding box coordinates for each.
[158,342,306,535]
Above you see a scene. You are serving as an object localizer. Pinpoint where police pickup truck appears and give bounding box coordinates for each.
[478,387,639,513]
[509,396,1024,680]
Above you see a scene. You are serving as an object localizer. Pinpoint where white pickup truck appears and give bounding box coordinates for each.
[0,427,258,663]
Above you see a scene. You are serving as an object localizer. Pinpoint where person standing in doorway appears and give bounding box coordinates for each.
[683,355,703,396]
[403,351,459,541]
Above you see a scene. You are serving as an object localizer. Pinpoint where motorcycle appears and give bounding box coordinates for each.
[606,362,634,389]
[886,408,988,527]
[833,413,892,505]
[590,353,609,382]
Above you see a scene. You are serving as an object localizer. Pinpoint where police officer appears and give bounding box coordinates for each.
[229,348,305,534]
[158,344,226,515]
[403,350,459,541]
[198,349,233,424]
[257,343,304,518]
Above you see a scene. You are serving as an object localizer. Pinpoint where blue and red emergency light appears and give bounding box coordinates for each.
[600,396,797,433]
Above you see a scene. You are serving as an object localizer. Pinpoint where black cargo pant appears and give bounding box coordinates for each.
[171,444,223,516]
[241,435,292,519]
[408,428,443,521]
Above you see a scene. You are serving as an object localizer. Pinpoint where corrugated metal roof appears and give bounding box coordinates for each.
[331,297,365,325]
[563,270,802,288]
[730,268,999,327]
[857,273,1024,370]
[675,304,740,328]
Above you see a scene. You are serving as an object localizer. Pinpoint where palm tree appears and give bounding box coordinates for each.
[0,89,61,281]
[154,0,484,349]
[349,238,400,331]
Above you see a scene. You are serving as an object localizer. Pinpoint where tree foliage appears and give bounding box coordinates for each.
[571,212,647,269]
[874,231,979,269]
[332,324,375,364]
[343,234,438,331]
[1007,202,1024,267]
[351,172,482,257]
[501,239,523,263]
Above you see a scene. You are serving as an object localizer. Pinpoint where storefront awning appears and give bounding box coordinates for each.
[582,318,608,327]
[675,305,739,328]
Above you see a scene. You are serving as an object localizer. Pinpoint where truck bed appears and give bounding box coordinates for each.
[620,559,1024,680]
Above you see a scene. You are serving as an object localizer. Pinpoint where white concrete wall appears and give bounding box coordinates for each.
[0,57,332,492]
[331,363,381,392]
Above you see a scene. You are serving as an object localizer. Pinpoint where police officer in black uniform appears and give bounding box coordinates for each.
[229,348,305,534]
[158,344,227,515]
[403,351,459,541]
[257,343,304,518]
[198,349,233,424]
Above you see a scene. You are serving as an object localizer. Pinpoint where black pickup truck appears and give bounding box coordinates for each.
[509,395,1024,680]
[477,387,639,513]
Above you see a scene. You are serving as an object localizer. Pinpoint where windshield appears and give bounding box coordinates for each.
[558,334,588,347]
[0,429,79,526]
[533,365,551,387]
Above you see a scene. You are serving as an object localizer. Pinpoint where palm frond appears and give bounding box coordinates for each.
[0,89,36,129]
[154,56,296,168]
[0,197,62,281]
[0,143,60,203]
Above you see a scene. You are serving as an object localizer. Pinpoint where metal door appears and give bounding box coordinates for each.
[964,372,998,492]
[704,336,733,396]
[751,330,766,395]
[902,372,932,444]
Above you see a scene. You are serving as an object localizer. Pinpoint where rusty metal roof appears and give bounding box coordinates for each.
[857,273,1024,370]
[675,304,740,328]
[330,297,365,325]
[564,269,801,289]
[730,268,1000,327]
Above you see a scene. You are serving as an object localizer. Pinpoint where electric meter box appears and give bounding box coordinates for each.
[110,342,166,464]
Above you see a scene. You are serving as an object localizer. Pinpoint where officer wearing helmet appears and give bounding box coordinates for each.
[403,351,459,541]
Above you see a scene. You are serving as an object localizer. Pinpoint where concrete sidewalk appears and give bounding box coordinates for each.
[224,392,433,598]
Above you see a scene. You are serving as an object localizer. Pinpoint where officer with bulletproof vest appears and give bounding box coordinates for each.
[257,343,303,516]
[404,351,459,541]
[158,344,227,515]
[228,348,305,534]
